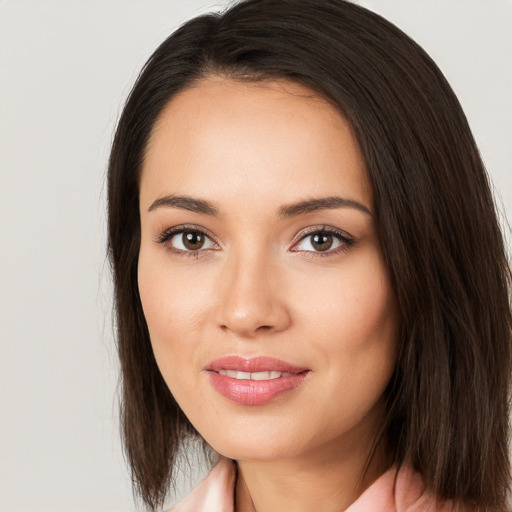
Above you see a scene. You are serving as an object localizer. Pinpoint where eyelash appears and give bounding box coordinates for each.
[156,224,219,260]
[155,224,355,259]
[291,225,355,258]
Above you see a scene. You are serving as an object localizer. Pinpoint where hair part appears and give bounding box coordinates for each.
[107,1,512,509]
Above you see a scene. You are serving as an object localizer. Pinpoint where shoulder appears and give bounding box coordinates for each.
[167,456,236,512]
[167,458,488,512]
[347,464,458,512]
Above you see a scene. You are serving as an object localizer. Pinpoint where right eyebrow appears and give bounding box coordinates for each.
[278,196,372,218]
[148,195,219,216]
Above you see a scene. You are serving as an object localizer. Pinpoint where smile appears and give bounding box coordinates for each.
[206,356,310,405]
[217,370,296,380]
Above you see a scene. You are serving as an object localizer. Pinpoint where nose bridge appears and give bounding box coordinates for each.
[215,245,289,336]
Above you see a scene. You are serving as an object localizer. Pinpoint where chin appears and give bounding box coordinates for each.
[200,423,313,463]
[212,440,299,462]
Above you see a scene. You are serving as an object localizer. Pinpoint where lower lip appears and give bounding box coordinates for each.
[207,371,309,405]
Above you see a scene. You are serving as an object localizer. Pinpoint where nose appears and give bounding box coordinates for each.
[214,251,291,338]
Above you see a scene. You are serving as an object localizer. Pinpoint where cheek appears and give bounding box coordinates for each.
[291,253,399,419]
[138,247,210,331]
[137,250,212,388]
[293,253,398,353]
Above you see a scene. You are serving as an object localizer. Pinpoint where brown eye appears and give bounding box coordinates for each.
[292,228,352,254]
[160,228,217,254]
[182,230,205,250]
[311,233,333,251]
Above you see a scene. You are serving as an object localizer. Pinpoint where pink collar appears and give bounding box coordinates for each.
[170,456,455,512]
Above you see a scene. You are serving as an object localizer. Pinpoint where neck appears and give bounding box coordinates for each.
[234,426,391,512]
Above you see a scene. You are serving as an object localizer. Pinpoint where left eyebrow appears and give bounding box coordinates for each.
[278,196,372,218]
[148,195,219,215]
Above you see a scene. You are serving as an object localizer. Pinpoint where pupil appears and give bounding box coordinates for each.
[183,231,204,250]
[312,233,333,251]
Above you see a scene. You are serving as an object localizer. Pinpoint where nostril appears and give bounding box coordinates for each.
[219,323,273,334]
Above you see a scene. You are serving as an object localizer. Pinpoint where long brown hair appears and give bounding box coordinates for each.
[107,1,512,509]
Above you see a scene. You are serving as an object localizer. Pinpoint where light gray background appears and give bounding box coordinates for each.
[1,1,511,511]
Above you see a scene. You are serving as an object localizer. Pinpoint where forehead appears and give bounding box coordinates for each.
[140,78,371,210]
[149,77,341,137]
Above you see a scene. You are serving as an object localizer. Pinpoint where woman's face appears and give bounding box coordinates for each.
[138,78,399,462]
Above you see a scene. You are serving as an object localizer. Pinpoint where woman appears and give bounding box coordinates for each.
[107,0,512,510]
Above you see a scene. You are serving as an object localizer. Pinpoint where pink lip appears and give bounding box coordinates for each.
[207,356,308,373]
[205,356,310,406]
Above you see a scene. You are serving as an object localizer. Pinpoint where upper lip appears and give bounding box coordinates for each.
[206,356,309,373]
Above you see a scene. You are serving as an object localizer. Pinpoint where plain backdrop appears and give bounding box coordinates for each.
[0,1,511,511]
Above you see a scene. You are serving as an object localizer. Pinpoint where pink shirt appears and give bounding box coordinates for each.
[169,456,455,512]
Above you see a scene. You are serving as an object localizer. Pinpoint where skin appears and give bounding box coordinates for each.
[138,78,400,512]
